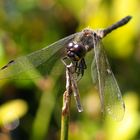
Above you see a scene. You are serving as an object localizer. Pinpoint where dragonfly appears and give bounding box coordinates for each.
[0,16,132,120]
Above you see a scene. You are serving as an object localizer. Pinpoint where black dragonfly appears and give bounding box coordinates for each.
[0,16,132,120]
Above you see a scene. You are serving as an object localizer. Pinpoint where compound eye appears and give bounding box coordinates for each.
[68,42,74,48]
[73,44,79,49]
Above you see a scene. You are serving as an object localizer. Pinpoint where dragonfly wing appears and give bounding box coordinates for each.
[0,32,80,79]
[91,58,98,85]
[93,37,125,120]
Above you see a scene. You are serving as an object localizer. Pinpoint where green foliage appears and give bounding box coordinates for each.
[0,0,139,140]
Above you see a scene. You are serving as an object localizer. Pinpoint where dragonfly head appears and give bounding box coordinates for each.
[66,42,86,61]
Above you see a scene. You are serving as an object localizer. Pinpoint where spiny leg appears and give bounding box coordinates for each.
[76,58,87,79]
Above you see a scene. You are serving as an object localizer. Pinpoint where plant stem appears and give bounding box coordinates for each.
[60,64,73,140]
[60,91,71,140]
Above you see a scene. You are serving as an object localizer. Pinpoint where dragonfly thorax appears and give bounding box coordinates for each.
[66,42,87,61]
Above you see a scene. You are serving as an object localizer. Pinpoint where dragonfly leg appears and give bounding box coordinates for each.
[61,56,78,75]
[61,57,87,80]
[61,56,69,66]
[76,58,87,80]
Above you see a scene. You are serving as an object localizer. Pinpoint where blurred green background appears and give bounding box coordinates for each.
[0,0,139,140]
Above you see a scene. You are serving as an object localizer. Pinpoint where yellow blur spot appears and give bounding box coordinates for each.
[104,92,139,140]
[0,99,28,126]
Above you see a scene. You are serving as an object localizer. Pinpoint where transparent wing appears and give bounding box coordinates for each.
[91,58,97,85]
[93,37,125,120]
[0,32,81,79]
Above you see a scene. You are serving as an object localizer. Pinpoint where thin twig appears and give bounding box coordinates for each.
[61,91,71,140]
[60,66,72,140]
[60,63,83,140]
